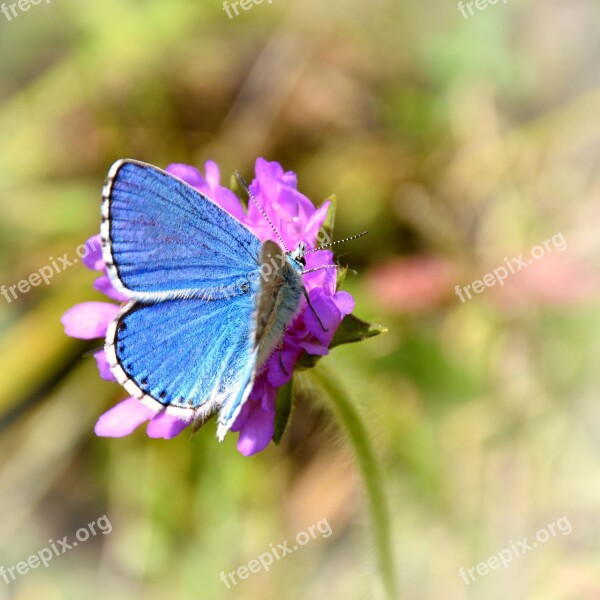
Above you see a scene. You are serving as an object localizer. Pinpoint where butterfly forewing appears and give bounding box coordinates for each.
[102,160,261,302]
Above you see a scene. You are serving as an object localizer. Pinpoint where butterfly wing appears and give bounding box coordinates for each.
[106,295,258,439]
[102,159,264,437]
[101,159,261,301]
[102,160,305,440]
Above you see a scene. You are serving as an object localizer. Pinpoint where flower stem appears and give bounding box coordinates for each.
[309,361,398,600]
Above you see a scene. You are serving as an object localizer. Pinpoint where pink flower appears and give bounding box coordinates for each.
[62,159,354,455]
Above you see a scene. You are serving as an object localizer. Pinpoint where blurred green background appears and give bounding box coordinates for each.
[1,0,600,598]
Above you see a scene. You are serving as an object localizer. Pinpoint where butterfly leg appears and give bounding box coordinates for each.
[278,344,290,377]
[302,287,329,332]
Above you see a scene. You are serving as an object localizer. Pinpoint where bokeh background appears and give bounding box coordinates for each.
[1,0,600,598]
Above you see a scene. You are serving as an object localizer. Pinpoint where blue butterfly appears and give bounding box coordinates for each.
[100,160,316,441]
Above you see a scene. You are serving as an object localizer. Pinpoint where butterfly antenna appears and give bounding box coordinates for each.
[300,231,368,257]
[302,264,340,275]
[235,171,288,252]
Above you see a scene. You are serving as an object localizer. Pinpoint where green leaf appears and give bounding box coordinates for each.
[330,314,387,349]
[320,194,337,243]
[272,379,294,444]
[296,352,321,370]
[336,265,348,287]
[295,314,387,371]
[229,173,248,209]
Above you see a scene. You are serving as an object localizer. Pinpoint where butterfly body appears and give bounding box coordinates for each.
[100,160,307,440]
[254,240,304,370]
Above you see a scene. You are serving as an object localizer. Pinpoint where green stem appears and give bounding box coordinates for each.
[309,362,397,600]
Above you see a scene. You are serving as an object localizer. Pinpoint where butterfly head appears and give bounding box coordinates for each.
[235,169,367,277]
[289,241,307,270]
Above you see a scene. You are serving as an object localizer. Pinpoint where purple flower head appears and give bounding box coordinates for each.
[62,159,354,455]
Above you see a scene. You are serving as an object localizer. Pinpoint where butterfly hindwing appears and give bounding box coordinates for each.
[101,159,262,301]
[106,294,258,437]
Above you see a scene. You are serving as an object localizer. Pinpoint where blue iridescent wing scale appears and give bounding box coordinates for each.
[101,159,261,301]
[105,297,258,438]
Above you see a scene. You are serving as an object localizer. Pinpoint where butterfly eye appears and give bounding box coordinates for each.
[291,241,307,267]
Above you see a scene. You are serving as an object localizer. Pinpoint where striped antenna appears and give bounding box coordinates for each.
[235,171,288,252]
[302,264,340,275]
[300,231,368,257]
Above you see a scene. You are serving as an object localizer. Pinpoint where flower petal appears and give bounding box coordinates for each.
[303,249,337,293]
[298,340,330,355]
[231,380,276,456]
[266,347,302,387]
[165,163,206,188]
[304,200,330,246]
[94,397,158,437]
[94,274,129,302]
[302,290,343,346]
[246,158,315,249]
[61,302,119,339]
[166,161,246,222]
[94,350,116,381]
[146,412,189,439]
[235,403,276,456]
[81,235,105,271]
[331,290,355,316]
[203,160,222,189]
